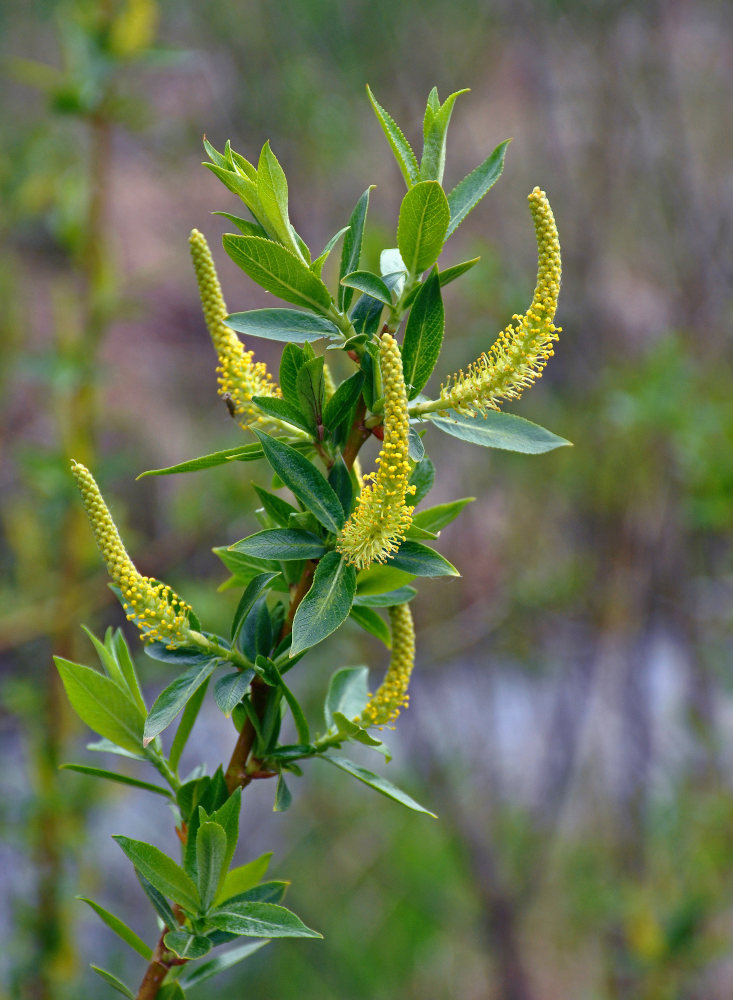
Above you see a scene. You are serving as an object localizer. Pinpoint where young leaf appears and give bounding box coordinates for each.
[90,967,135,999]
[323,371,364,440]
[229,529,326,562]
[355,564,416,596]
[420,87,470,184]
[397,181,450,276]
[214,671,254,717]
[82,626,125,689]
[323,666,369,728]
[60,764,171,799]
[170,677,210,774]
[110,629,147,716]
[290,552,357,656]
[164,931,213,961]
[353,585,417,607]
[214,546,282,581]
[208,787,241,871]
[136,871,178,929]
[144,661,220,746]
[407,427,425,462]
[349,606,391,647]
[412,497,475,533]
[197,820,229,911]
[212,211,268,238]
[279,343,306,405]
[256,141,303,259]
[77,896,152,960]
[253,487,299,528]
[340,270,393,306]
[327,457,353,517]
[144,644,212,666]
[222,236,332,313]
[113,837,200,912]
[177,941,269,990]
[318,756,436,816]
[225,308,339,343]
[386,540,460,578]
[366,85,419,188]
[238,596,273,662]
[311,225,349,275]
[137,443,266,478]
[208,901,322,939]
[274,773,292,812]
[55,659,144,755]
[446,138,511,238]
[401,269,444,398]
[250,396,313,434]
[339,187,373,311]
[259,657,310,745]
[295,356,325,434]
[407,455,435,505]
[429,410,572,453]
[254,431,344,534]
[216,853,273,905]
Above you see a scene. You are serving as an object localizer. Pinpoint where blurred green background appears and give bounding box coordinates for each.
[1,0,732,998]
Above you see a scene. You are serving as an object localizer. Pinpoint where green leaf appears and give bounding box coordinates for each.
[355,564,415,596]
[90,966,135,998]
[82,626,126,689]
[170,678,210,773]
[208,902,322,939]
[339,187,373,311]
[253,487,299,528]
[225,308,339,343]
[60,764,171,799]
[311,225,349,275]
[446,138,511,238]
[318,756,436,816]
[204,162,262,221]
[216,852,273,905]
[387,540,460,577]
[260,657,310,745]
[429,410,572,453]
[177,941,269,990]
[274,773,292,812]
[197,821,228,911]
[256,141,303,258]
[290,552,356,656]
[420,87,469,184]
[114,836,200,912]
[327,457,353,517]
[144,661,220,746]
[212,211,267,238]
[397,181,450,276]
[323,371,364,440]
[407,455,435,505]
[231,572,280,641]
[223,236,332,313]
[136,871,178,929]
[350,606,391,647]
[214,546,283,585]
[353,585,417,607]
[407,427,425,462]
[279,343,305,405]
[340,270,393,306]
[413,497,475,533]
[110,630,147,716]
[366,85,419,188]
[137,443,265,478]
[164,931,213,960]
[324,666,369,728]
[249,396,313,434]
[254,431,344,534]
[144,644,211,666]
[55,658,143,755]
[295,356,325,434]
[214,672,254,717]
[229,529,326,562]
[157,984,186,1000]
[77,896,152,960]
[401,269,444,398]
[238,597,272,662]
[208,786,242,875]
[330,713,385,749]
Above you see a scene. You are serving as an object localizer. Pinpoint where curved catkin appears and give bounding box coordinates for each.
[337,333,414,569]
[71,462,193,648]
[360,604,416,727]
[189,229,281,430]
[440,187,561,415]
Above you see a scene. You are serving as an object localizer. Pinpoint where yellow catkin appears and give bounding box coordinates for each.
[189,228,281,431]
[337,333,414,569]
[360,604,416,727]
[440,187,561,415]
[71,461,193,648]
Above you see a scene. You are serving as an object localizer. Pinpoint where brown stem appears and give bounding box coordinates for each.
[135,933,176,1000]
[341,399,370,471]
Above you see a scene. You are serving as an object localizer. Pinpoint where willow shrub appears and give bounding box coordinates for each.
[55,86,569,999]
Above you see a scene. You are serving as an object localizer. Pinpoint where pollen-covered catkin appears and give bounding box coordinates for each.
[337,333,414,570]
[189,229,281,430]
[440,187,561,415]
[71,462,193,648]
[360,603,416,727]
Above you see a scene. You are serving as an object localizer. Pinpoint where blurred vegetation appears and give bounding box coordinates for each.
[1,0,732,998]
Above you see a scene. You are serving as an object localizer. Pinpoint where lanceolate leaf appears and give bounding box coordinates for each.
[366,85,419,188]
[353,585,417,607]
[401,269,444,398]
[350,605,391,647]
[295,356,325,433]
[231,572,280,641]
[412,497,475,533]
[420,87,470,184]
[225,308,339,343]
[397,181,450,275]
[177,941,269,990]
[77,896,152,960]
[318,756,437,816]
[144,660,220,746]
[253,487,299,527]
[429,409,572,453]
[279,343,306,405]
[113,837,200,913]
[312,226,349,275]
[446,138,511,238]
[250,396,313,434]
[291,552,357,656]
[256,141,303,258]
[339,187,373,311]
[163,931,212,961]
[324,666,369,728]
[216,853,273,905]
[196,820,228,911]
[223,235,332,313]
[54,659,144,755]
[208,901,322,939]
[90,967,135,999]
[229,529,326,562]
[214,671,254,717]
[387,541,460,577]
[254,431,344,535]
[323,371,365,438]
[137,443,266,478]
[340,270,393,306]
[170,677,210,773]
[60,764,171,799]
